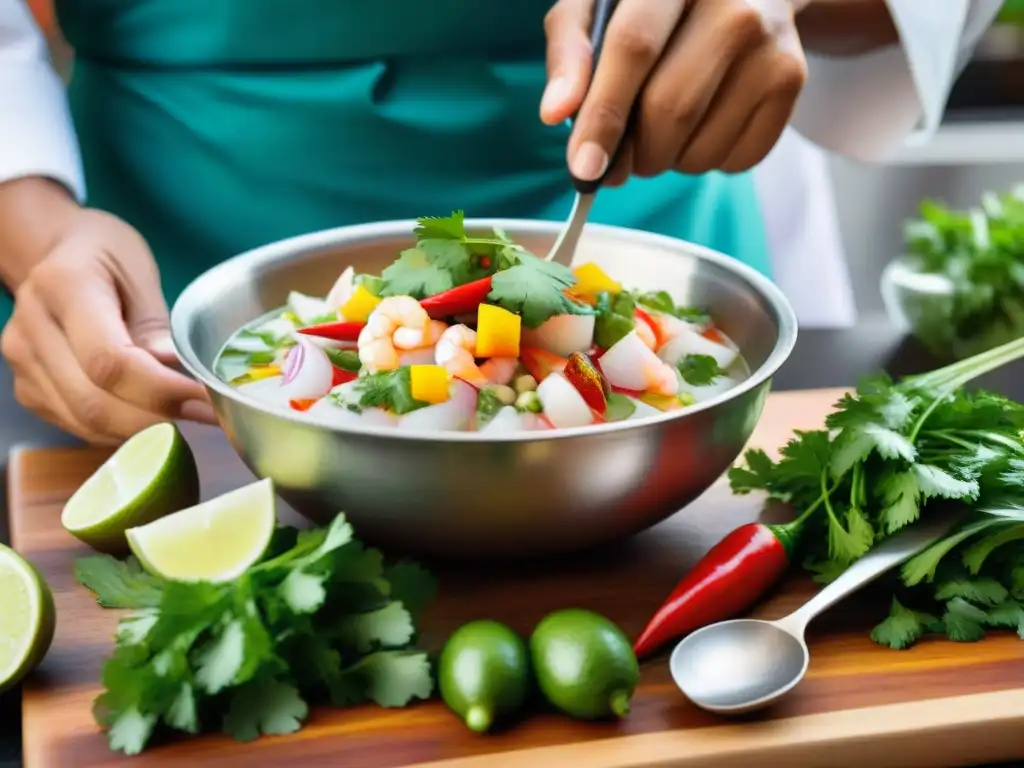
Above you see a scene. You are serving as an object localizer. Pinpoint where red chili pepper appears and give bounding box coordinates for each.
[331,367,358,387]
[633,307,664,349]
[564,351,610,415]
[632,516,807,659]
[298,321,366,342]
[419,276,494,318]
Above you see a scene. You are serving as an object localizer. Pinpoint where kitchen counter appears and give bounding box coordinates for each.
[1,313,1021,767]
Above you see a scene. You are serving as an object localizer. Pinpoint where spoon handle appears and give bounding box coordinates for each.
[777,514,961,635]
[569,0,629,195]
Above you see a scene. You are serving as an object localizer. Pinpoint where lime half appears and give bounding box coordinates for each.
[0,545,55,693]
[61,422,200,554]
[126,478,277,582]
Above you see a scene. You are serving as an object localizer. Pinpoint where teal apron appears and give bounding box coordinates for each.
[42,0,770,312]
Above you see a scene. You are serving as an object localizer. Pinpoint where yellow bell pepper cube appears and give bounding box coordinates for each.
[572,262,622,299]
[476,303,521,358]
[638,392,694,411]
[340,284,382,323]
[410,365,451,404]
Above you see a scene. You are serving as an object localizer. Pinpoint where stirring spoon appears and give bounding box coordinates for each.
[669,514,960,715]
[545,0,628,267]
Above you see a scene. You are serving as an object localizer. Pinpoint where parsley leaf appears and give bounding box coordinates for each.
[488,251,590,328]
[677,354,726,387]
[79,512,435,755]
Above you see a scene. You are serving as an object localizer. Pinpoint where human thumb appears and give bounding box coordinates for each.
[541,0,595,125]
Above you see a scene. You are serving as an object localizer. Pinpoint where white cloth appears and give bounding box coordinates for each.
[758,0,1003,327]
[0,0,1004,326]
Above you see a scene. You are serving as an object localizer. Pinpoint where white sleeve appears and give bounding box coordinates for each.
[0,0,84,201]
[789,0,1004,163]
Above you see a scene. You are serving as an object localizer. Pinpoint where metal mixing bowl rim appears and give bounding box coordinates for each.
[171,218,798,443]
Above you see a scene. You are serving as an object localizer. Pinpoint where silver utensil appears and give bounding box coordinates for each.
[545,0,625,268]
[669,514,959,714]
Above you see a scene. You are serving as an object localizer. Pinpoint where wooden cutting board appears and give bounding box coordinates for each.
[7,388,1024,768]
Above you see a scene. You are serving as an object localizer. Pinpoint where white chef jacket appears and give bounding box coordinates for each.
[0,0,1004,328]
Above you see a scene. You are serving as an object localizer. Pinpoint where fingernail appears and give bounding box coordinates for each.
[146,334,176,359]
[571,141,609,181]
[541,76,572,118]
[180,399,217,424]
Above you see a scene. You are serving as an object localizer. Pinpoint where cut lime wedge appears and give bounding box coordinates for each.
[61,422,200,555]
[0,545,55,693]
[126,478,277,582]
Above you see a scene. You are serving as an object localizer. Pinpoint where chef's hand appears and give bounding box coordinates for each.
[1,205,215,445]
[541,0,809,184]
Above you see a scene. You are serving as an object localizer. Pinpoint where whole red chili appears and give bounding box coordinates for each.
[297,320,366,342]
[418,276,494,318]
[632,513,809,659]
[331,367,358,387]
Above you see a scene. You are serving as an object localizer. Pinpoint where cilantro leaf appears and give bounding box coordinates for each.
[333,601,415,653]
[384,561,437,623]
[634,290,709,324]
[349,651,434,708]
[677,354,725,387]
[489,252,588,328]
[593,291,636,349]
[414,210,467,240]
[942,597,990,642]
[75,555,164,609]
[106,708,157,757]
[728,449,777,494]
[348,368,429,416]
[935,577,1009,606]
[223,678,309,742]
[475,388,505,428]
[379,247,460,299]
[870,597,938,650]
[962,523,1024,574]
[986,599,1024,638]
[902,516,1013,586]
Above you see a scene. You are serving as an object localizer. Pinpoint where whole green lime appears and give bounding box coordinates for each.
[530,608,638,720]
[438,620,531,733]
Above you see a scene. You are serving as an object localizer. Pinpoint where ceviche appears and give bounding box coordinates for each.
[216,212,749,433]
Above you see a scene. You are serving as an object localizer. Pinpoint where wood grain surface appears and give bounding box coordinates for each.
[7,388,1024,768]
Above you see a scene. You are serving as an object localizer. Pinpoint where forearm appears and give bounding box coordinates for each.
[796,0,899,56]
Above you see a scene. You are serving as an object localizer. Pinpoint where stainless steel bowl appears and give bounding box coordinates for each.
[171,220,797,559]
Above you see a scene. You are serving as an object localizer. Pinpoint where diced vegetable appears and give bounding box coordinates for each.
[340,284,382,323]
[230,364,281,385]
[479,406,539,434]
[280,337,335,401]
[287,291,334,326]
[297,320,367,342]
[331,367,358,388]
[572,262,622,299]
[633,307,664,350]
[513,374,537,393]
[519,347,568,383]
[409,365,452,404]
[521,313,595,357]
[658,326,738,370]
[289,398,317,412]
[563,352,610,415]
[593,291,636,349]
[476,304,522,358]
[637,392,693,411]
[420,276,494,318]
[326,266,356,309]
[536,373,594,429]
[399,380,477,431]
[600,331,666,392]
[514,390,542,413]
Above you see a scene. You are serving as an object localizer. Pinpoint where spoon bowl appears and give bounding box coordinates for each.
[670,619,808,714]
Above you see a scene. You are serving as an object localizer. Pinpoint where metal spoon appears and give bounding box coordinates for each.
[669,514,959,715]
[545,0,627,267]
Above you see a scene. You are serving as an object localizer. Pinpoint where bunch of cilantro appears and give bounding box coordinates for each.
[902,187,1024,358]
[729,337,1024,650]
[75,515,436,755]
[377,210,590,327]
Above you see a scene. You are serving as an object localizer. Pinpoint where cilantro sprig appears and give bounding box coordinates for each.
[76,516,436,755]
[377,211,589,328]
[903,188,1024,358]
[729,336,1024,648]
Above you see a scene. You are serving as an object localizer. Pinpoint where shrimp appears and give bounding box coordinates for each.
[358,296,434,372]
[435,324,518,387]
